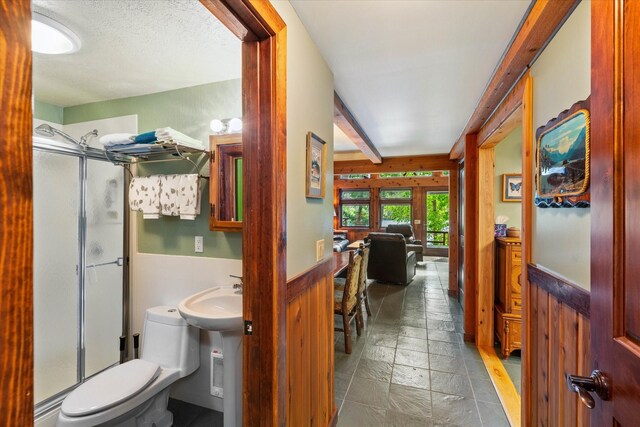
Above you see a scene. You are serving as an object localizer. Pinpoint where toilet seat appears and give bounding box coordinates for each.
[61,359,161,417]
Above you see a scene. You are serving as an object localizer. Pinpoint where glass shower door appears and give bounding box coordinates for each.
[33,150,80,404]
[84,159,124,377]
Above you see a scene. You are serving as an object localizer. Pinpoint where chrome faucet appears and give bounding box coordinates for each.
[230,275,243,294]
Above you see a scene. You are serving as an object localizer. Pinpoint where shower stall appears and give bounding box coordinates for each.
[32,134,129,416]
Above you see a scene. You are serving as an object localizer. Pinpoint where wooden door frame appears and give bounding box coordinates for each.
[472,72,533,426]
[0,1,34,424]
[200,2,287,425]
[0,1,288,426]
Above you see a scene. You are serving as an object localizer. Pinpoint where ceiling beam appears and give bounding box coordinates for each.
[335,175,449,189]
[449,0,579,160]
[334,91,383,164]
[334,154,455,175]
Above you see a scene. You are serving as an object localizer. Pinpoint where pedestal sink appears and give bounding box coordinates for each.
[178,287,242,427]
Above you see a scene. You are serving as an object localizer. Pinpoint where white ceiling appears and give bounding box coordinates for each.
[33,0,241,107]
[291,0,531,156]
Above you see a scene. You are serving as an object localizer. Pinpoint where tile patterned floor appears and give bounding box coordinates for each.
[334,258,509,427]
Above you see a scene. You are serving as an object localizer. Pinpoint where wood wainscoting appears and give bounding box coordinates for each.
[526,264,590,426]
[286,258,336,426]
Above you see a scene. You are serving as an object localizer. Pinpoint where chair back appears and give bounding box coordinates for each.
[343,251,362,312]
[358,243,370,294]
[386,223,416,241]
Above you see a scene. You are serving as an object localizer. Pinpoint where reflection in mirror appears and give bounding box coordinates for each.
[210,134,242,231]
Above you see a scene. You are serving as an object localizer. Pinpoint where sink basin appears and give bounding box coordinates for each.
[178,286,242,331]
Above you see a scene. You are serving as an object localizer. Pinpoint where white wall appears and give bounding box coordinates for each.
[530,1,591,289]
[494,126,522,228]
[271,0,335,279]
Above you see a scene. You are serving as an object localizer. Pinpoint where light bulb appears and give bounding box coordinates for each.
[228,118,243,133]
[210,119,224,133]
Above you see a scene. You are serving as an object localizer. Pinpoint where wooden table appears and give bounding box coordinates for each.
[346,239,365,250]
[333,251,350,277]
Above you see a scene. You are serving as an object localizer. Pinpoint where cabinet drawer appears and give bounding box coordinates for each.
[512,249,522,260]
[511,297,522,313]
[506,318,522,347]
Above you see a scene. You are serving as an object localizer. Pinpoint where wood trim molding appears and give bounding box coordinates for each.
[448,162,460,298]
[335,176,448,189]
[527,264,590,318]
[334,92,382,164]
[463,134,478,340]
[203,1,287,425]
[449,0,579,159]
[0,1,34,424]
[334,155,455,175]
[478,346,521,427]
[477,72,529,148]
[286,258,334,303]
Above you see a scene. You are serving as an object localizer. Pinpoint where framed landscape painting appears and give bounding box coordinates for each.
[535,98,590,208]
[305,132,326,198]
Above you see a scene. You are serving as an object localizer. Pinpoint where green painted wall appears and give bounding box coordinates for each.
[64,79,242,259]
[34,100,64,124]
[494,126,522,228]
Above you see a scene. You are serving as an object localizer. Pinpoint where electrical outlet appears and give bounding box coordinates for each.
[316,239,325,262]
[195,236,204,253]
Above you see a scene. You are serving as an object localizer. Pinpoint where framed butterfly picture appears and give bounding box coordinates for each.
[502,174,522,202]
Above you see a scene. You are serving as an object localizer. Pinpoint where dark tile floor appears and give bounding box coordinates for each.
[168,398,223,427]
[334,258,509,427]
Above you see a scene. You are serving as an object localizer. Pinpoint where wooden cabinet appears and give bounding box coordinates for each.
[494,237,522,358]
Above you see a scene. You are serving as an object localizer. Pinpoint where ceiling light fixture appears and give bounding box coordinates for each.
[210,118,243,134]
[32,12,81,55]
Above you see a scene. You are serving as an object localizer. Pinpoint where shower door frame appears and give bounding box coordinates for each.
[32,139,130,416]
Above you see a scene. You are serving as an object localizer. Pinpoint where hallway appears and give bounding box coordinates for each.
[335,258,508,427]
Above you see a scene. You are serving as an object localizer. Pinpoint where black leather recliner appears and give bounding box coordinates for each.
[366,232,417,285]
[386,224,424,262]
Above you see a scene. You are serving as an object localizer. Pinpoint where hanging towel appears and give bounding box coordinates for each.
[129,176,161,219]
[155,127,204,150]
[178,174,202,220]
[100,133,136,147]
[159,174,180,216]
[133,131,158,145]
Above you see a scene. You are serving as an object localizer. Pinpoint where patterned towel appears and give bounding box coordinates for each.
[129,176,161,219]
[178,174,201,220]
[159,174,180,216]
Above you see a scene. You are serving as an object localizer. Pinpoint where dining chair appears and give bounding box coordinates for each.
[334,250,362,354]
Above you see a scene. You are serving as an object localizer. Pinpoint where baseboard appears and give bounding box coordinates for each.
[463,332,475,342]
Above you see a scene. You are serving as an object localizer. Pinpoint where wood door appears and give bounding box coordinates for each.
[589,1,640,424]
[458,162,465,306]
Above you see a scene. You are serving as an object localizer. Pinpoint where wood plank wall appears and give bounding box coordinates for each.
[527,264,590,426]
[286,259,336,426]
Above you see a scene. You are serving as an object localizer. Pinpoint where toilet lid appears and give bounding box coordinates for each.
[61,359,161,417]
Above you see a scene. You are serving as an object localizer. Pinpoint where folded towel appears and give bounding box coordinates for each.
[178,174,202,220]
[129,176,161,219]
[134,131,158,144]
[159,174,180,216]
[100,133,135,147]
[155,127,204,150]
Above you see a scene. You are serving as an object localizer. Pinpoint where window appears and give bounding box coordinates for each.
[380,188,412,227]
[340,189,370,227]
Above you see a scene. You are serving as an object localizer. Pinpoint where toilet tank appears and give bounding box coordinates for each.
[141,306,199,377]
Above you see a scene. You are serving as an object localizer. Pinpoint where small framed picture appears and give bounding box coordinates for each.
[502,174,522,202]
[305,132,326,198]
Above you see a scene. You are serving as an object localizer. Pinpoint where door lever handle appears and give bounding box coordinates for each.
[566,370,610,409]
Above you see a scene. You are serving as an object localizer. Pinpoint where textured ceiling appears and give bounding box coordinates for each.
[292,0,531,156]
[33,0,241,107]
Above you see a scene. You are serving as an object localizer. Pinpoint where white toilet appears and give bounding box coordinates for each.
[57,306,199,427]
